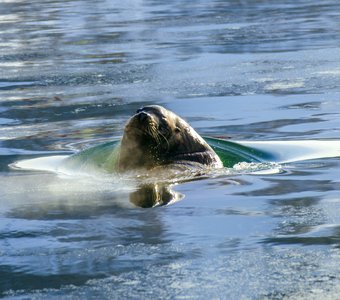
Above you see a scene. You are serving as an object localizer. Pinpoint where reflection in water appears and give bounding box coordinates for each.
[130,184,183,208]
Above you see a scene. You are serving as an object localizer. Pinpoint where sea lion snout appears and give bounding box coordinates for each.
[126,108,155,130]
[136,111,150,123]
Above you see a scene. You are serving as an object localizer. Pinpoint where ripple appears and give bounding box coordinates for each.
[0,80,38,90]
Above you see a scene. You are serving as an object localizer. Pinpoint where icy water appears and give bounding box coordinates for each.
[1,0,340,299]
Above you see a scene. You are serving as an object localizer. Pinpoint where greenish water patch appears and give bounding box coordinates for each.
[61,140,120,173]
[204,137,275,167]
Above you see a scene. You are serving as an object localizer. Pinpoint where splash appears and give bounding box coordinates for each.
[232,161,282,175]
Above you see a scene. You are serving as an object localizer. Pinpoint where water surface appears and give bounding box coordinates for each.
[1,0,340,298]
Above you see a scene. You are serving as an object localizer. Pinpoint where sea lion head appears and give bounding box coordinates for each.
[117,105,222,172]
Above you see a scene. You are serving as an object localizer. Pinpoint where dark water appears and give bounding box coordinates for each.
[1,0,340,298]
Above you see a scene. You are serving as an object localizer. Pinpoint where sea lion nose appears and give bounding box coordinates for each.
[137,111,149,123]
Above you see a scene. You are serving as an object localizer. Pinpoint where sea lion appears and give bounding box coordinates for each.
[117,105,223,174]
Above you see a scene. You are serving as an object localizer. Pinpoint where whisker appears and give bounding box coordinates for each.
[158,131,170,152]
[147,124,170,153]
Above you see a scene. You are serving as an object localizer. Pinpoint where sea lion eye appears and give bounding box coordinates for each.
[174,127,181,133]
